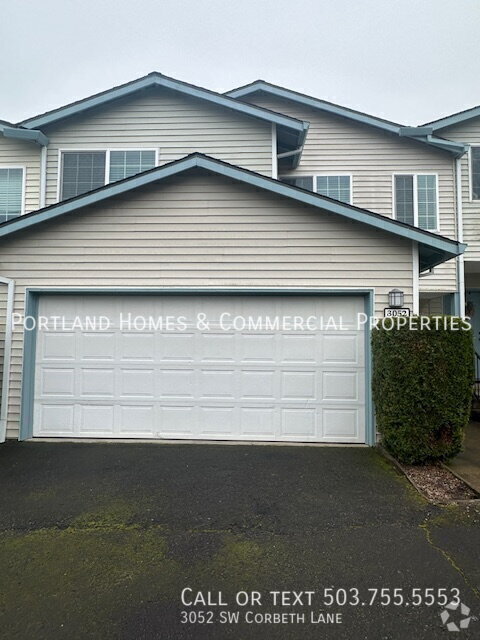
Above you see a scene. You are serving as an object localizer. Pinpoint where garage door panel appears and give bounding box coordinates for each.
[323,371,359,401]
[80,333,115,360]
[41,368,75,396]
[80,368,115,397]
[81,405,115,434]
[42,333,76,361]
[240,407,276,437]
[158,333,195,362]
[322,333,360,365]
[323,408,361,439]
[37,405,75,435]
[158,405,196,436]
[281,334,317,363]
[281,408,316,438]
[241,370,276,399]
[119,405,155,436]
[33,294,367,443]
[239,333,276,362]
[198,406,237,436]
[120,369,155,398]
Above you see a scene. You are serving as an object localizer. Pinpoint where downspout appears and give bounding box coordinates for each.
[0,276,15,443]
[455,157,465,316]
[39,144,47,209]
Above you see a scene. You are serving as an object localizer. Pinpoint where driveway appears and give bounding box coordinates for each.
[0,442,479,639]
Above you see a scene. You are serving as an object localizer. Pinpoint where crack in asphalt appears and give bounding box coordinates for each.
[420,513,480,602]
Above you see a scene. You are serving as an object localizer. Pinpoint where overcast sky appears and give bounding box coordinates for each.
[1,0,479,125]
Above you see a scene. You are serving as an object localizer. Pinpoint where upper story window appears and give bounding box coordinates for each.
[61,152,106,200]
[60,150,157,200]
[0,167,24,222]
[109,150,156,182]
[471,147,480,200]
[394,174,438,231]
[280,175,351,204]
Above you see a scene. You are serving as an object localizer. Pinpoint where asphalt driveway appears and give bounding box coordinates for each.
[0,442,478,640]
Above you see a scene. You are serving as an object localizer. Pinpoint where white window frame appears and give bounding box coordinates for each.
[57,148,159,202]
[468,145,480,202]
[0,165,26,219]
[392,172,440,233]
[279,173,353,205]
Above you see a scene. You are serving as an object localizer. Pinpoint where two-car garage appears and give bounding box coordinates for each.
[31,292,367,443]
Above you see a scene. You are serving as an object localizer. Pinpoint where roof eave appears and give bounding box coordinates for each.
[17,74,307,153]
[0,125,48,146]
[424,107,480,132]
[227,82,467,157]
[0,153,464,269]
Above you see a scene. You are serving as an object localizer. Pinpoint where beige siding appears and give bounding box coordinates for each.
[43,87,273,206]
[437,120,480,262]
[0,172,413,438]
[0,136,41,213]
[245,95,457,292]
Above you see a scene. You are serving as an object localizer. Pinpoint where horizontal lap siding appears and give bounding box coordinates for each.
[0,173,413,438]
[44,87,273,206]
[0,137,40,213]
[439,121,480,261]
[248,95,457,292]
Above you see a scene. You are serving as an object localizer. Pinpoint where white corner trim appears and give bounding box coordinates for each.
[39,145,47,209]
[0,275,15,442]
[412,241,419,314]
[456,157,465,315]
[271,124,278,179]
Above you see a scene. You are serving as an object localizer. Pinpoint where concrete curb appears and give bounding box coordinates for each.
[377,446,479,506]
[442,461,480,499]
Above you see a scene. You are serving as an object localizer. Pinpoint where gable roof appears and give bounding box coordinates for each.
[423,104,480,132]
[16,72,308,165]
[226,80,467,157]
[0,153,464,272]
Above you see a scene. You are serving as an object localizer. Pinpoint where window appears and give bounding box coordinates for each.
[61,152,106,200]
[316,175,351,203]
[394,174,438,231]
[60,150,157,200]
[280,175,352,203]
[0,168,24,222]
[109,150,156,182]
[471,147,480,200]
[281,176,314,191]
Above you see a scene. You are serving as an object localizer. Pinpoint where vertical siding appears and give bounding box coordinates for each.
[0,136,41,213]
[245,94,458,292]
[43,87,273,206]
[0,172,414,438]
[438,120,480,261]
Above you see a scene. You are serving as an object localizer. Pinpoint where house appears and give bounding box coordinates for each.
[420,106,480,354]
[0,72,467,445]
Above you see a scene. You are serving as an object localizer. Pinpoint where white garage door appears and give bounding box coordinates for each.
[33,294,366,442]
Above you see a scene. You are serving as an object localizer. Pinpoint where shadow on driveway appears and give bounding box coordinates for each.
[0,441,479,639]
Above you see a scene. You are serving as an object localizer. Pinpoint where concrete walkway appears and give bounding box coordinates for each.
[447,422,480,493]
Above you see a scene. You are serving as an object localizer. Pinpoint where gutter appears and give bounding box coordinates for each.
[0,276,15,443]
[1,125,48,147]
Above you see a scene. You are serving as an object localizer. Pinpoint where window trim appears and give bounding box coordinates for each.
[57,148,159,202]
[392,172,440,233]
[279,173,353,205]
[468,145,480,202]
[0,165,26,220]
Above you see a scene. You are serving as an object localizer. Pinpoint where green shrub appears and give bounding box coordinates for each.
[372,315,473,464]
